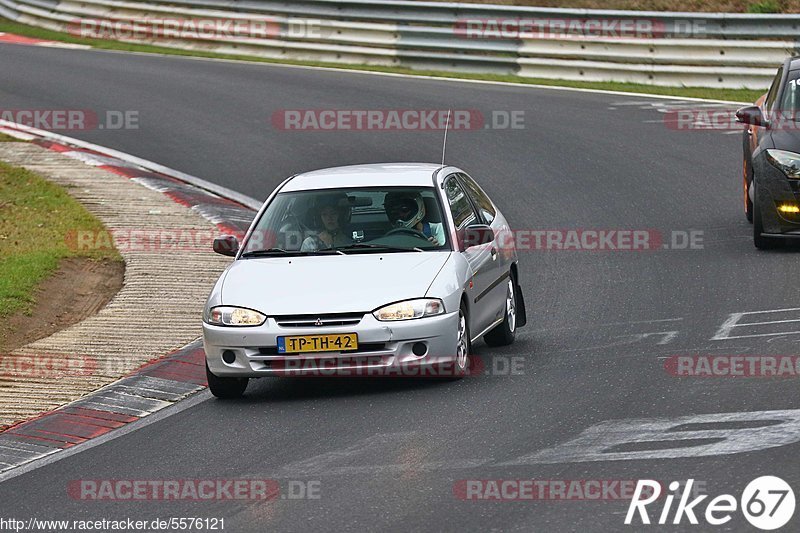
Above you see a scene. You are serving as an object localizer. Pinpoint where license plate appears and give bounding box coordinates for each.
[277,333,358,354]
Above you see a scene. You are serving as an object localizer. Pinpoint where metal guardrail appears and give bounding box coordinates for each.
[1,0,796,88]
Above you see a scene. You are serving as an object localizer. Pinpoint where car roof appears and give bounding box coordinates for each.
[788,56,800,72]
[280,163,445,192]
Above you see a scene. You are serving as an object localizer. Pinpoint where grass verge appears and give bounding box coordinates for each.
[0,133,21,142]
[0,18,763,103]
[0,160,122,319]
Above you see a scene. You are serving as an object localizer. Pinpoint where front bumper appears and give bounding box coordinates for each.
[754,154,800,236]
[203,311,460,378]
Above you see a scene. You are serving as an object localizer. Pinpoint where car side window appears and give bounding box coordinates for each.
[765,66,784,112]
[458,173,496,225]
[444,176,478,230]
[781,72,799,115]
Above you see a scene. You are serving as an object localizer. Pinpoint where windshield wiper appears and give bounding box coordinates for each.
[240,248,344,258]
[337,243,424,253]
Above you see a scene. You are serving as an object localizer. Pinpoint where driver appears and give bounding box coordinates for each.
[301,193,353,251]
[384,191,446,246]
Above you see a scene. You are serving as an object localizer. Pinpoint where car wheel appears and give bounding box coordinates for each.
[483,276,517,347]
[753,182,781,250]
[206,362,248,399]
[744,157,754,223]
[450,303,471,379]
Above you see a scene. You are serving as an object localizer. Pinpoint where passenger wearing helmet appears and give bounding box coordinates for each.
[300,194,353,251]
[384,191,446,246]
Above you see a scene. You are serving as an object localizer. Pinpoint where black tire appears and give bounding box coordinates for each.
[206,362,248,399]
[753,182,781,250]
[744,157,754,223]
[483,275,517,347]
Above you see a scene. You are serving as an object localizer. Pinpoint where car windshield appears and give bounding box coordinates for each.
[240,186,450,256]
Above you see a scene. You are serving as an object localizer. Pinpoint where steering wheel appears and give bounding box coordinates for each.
[385,227,430,241]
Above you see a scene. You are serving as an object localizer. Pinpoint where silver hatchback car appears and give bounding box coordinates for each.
[203,163,526,398]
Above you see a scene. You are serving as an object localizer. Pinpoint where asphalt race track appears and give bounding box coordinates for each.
[2,44,799,531]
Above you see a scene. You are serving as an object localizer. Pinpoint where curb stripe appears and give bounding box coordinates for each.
[0,128,258,473]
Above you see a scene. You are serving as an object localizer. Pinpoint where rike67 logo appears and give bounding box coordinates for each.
[625,477,795,530]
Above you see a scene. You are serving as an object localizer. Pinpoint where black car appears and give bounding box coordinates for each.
[738,56,800,249]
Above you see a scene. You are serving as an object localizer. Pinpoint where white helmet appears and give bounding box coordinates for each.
[384,191,426,229]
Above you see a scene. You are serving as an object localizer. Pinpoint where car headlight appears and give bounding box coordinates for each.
[373,299,445,321]
[205,306,266,326]
[766,149,800,179]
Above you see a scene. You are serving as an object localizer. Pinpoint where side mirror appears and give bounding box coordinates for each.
[736,105,769,128]
[213,235,239,257]
[463,224,494,248]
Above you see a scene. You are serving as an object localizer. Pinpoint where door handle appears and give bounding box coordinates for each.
[490,247,497,260]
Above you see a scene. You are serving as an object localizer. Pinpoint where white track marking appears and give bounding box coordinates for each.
[713,308,800,340]
[634,331,679,345]
[610,101,687,106]
[36,42,90,49]
[715,331,800,340]
[10,405,778,482]
[712,312,746,340]
[609,331,679,346]
[737,318,800,327]
[0,119,262,210]
[765,335,800,344]
[278,433,414,475]
[0,127,35,140]
[500,409,800,465]
[274,432,489,477]
[556,328,682,353]
[525,317,683,335]
[618,99,740,134]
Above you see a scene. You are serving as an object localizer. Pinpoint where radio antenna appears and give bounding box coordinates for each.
[441,109,451,167]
